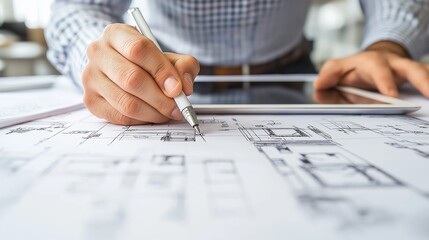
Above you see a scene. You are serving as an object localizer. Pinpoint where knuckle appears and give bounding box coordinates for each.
[366,52,389,65]
[366,51,381,58]
[183,55,198,65]
[81,67,92,88]
[361,51,377,59]
[320,60,340,75]
[86,41,99,59]
[185,55,200,73]
[370,55,387,65]
[117,94,140,117]
[103,23,121,37]
[82,93,95,109]
[323,60,339,69]
[125,38,154,61]
[121,67,143,91]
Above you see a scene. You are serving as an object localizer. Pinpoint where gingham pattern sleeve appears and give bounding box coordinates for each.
[140,0,308,66]
[45,0,429,87]
[44,0,131,88]
[360,0,429,59]
[46,0,310,78]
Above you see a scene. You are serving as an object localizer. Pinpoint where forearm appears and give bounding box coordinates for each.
[45,0,131,87]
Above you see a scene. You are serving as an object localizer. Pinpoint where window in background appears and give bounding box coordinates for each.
[0,0,56,76]
[305,0,364,68]
[13,0,53,28]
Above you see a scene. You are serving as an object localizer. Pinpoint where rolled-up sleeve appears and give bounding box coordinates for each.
[360,0,429,59]
[44,0,131,88]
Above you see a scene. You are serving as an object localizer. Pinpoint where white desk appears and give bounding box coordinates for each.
[402,86,429,118]
[0,82,428,240]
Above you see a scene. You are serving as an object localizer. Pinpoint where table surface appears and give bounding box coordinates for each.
[0,79,428,240]
[401,85,429,118]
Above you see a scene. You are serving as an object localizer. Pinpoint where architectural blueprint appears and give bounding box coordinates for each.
[0,109,429,240]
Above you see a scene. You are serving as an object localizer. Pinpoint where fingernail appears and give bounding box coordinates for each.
[171,107,183,120]
[164,77,179,94]
[184,73,194,94]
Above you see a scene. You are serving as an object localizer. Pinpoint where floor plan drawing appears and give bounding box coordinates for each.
[1,110,429,240]
[385,139,429,158]
[203,159,250,217]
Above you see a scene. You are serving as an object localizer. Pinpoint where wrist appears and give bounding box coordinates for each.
[366,41,410,59]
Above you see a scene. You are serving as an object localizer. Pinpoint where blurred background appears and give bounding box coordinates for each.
[0,0,428,77]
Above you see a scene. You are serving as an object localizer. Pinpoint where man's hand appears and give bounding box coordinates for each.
[314,41,429,98]
[82,23,200,125]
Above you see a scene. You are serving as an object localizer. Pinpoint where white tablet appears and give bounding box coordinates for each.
[189,75,420,114]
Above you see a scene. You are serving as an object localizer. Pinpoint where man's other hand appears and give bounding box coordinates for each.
[314,41,429,98]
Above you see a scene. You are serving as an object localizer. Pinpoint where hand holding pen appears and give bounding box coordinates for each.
[128,8,203,136]
[81,9,201,128]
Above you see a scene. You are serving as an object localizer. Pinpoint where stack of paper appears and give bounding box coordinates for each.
[0,75,84,129]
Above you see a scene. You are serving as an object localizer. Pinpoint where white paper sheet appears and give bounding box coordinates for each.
[0,109,429,240]
[0,76,84,129]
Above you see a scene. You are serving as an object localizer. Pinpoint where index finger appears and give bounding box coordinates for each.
[102,24,183,98]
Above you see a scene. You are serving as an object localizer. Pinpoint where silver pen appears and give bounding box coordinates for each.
[128,7,204,139]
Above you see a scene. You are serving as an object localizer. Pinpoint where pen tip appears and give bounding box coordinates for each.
[194,125,206,142]
[194,125,202,135]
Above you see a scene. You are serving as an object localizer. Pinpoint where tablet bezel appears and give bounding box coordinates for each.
[192,75,421,115]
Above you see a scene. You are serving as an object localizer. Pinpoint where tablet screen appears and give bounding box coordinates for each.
[189,82,389,105]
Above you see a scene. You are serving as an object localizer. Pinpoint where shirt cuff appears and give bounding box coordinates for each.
[361,22,425,60]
